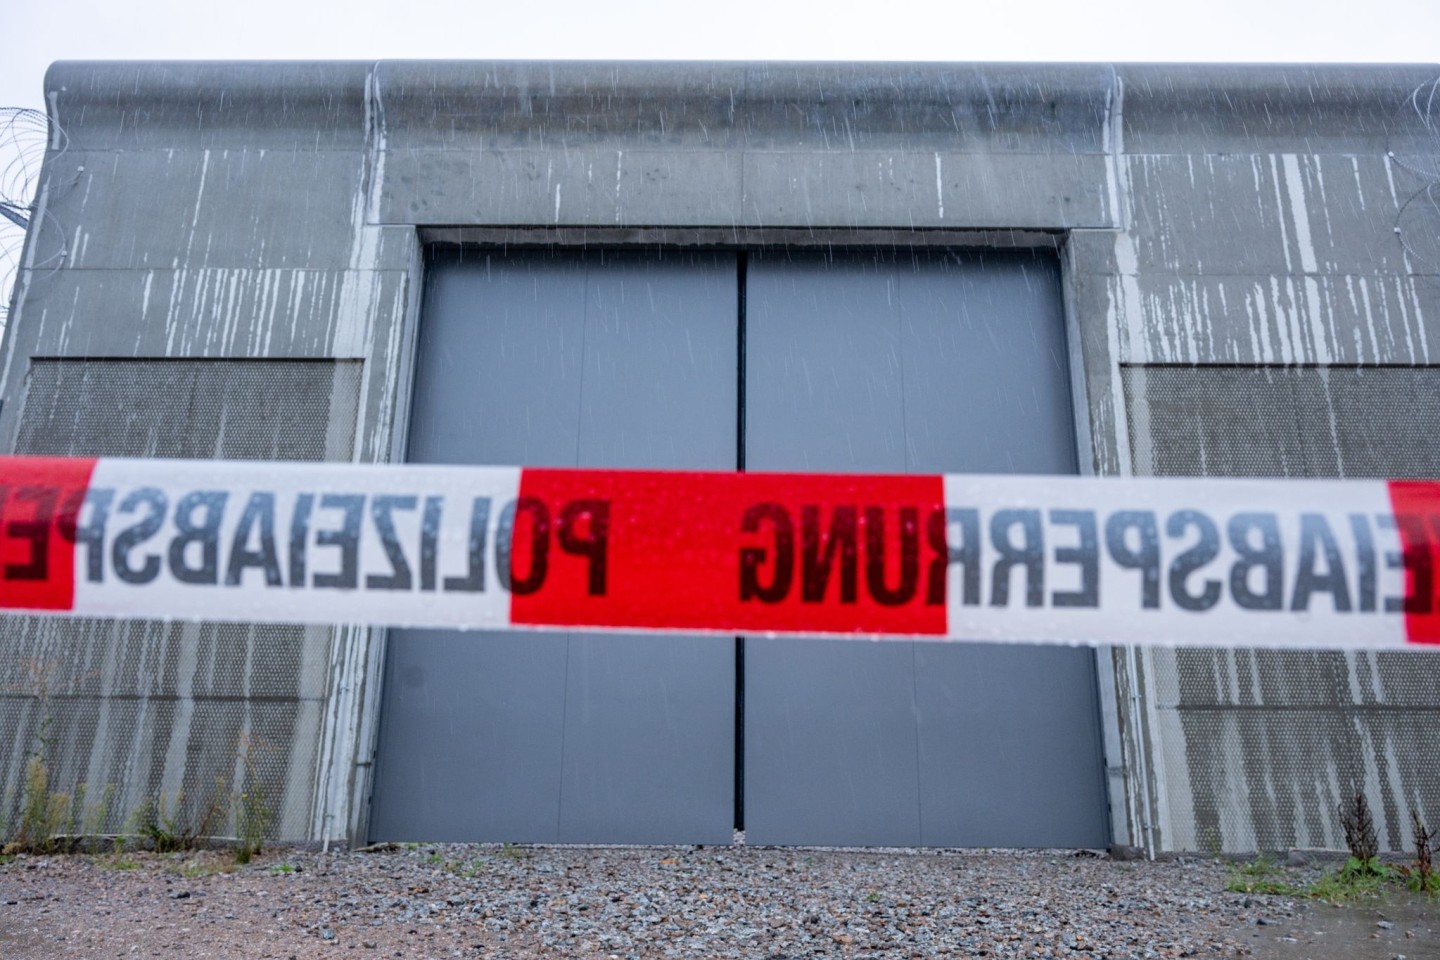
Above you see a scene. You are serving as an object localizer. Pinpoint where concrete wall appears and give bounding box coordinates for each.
[3,60,1438,851]
[1,62,419,848]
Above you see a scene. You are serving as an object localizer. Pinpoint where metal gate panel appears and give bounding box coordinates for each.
[743,250,1108,847]
[913,644,1107,847]
[556,635,733,842]
[371,249,736,843]
[745,638,923,845]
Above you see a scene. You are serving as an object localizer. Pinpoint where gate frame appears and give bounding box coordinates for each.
[352,225,1131,850]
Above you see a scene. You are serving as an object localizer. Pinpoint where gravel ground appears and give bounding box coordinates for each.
[0,844,1275,958]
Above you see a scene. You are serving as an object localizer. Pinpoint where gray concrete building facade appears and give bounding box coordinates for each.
[2,61,1439,855]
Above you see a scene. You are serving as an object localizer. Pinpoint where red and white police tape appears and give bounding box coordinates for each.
[0,455,1437,649]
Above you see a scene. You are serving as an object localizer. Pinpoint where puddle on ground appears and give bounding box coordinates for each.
[1241,895,1439,960]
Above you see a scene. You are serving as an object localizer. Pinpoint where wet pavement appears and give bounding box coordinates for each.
[1242,893,1440,960]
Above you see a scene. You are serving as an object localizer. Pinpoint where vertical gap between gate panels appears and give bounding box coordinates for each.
[734,250,748,833]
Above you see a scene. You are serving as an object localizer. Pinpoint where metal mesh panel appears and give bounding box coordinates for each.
[1175,708,1440,854]
[1170,649,1440,709]
[15,359,360,460]
[0,619,330,702]
[1,359,360,842]
[1122,364,1440,479]
[0,635,320,840]
[1123,363,1440,853]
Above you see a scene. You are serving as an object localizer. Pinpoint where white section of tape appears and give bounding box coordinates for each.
[80,459,521,629]
[940,475,1403,647]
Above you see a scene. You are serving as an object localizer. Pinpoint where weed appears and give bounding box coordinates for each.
[130,794,208,854]
[1416,813,1435,879]
[118,798,151,853]
[430,856,487,877]
[270,862,296,875]
[499,843,529,861]
[1224,854,1380,902]
[1339,793,1379,864]
[83,784,115,842]
[1231,802,1440,903]
[865,891,882,904]
[198,778,230,844]
[1306,857,1393,903]
[5,755,70,854]
[0,854,13,866]
[1398,813,1440,895]
[2,661,70,854]
[1224,856,1304,896]
[232,735,273,865]
[171,857,234,879]
[1,664,125,856]
[233,791,269,864]
[64,783,86,849]
[153,797,184,852]
[1403,871,1440,895]
[437,855,488,878]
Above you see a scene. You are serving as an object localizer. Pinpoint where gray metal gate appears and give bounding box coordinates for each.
[369,249,738,843]
[742,250,1109,847]
[372,246,1108,847]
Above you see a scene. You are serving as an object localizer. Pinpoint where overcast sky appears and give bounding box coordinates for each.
[5,0,1439,111]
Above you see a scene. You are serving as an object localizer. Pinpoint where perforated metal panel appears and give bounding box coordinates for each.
[1171,708,1440,854]
[0,619,328,839]
[16,359,360,460]
[1122,364,1440,479]
[1123,363,1440,853]
[0,358,360,842]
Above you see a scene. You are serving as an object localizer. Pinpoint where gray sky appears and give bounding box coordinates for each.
[6,0,1440,111]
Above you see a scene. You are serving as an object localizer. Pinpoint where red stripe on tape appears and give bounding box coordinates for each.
[0,456,98,611]
[510,469,948,636]
[1386,480,1440,645]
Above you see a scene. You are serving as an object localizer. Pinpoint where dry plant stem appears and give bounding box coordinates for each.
[1339,793,1379,864]
[1415,812,1434,881]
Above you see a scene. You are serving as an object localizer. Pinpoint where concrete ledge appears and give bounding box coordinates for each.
[374,60,1113,153]
[46,60,1439,156]
[45,60,375,150]
[1117,63,1440,154]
